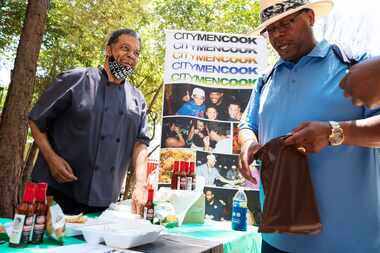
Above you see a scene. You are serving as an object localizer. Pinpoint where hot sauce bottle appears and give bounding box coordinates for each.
[171,161,180,190]
[31,183,48,244]
[9,182,36,248]
[179,161,188,190]
[188,162,196,190]
[143,188,155,223]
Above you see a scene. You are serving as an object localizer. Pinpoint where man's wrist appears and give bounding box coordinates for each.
[241,139,258,148]
[339,121,354,145]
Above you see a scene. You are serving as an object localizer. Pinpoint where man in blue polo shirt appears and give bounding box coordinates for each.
[239,0,380,253]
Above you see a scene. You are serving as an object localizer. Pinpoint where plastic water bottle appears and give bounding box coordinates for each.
[231,187,248,231]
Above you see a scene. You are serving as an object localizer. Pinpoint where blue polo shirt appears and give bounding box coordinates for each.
[240,40,380,253]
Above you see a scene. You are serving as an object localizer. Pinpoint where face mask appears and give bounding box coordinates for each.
[108,55,134,80]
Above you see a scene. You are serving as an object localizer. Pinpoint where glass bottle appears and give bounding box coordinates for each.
[31,182,48,244]
[9,182,36,247]
[171,161,180,190]
[143,188,154,223]
[179,161,188,190]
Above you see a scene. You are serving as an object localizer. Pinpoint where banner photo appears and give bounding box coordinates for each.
[160,30,267,225]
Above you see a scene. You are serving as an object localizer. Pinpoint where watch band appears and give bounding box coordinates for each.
[328,121,344,146]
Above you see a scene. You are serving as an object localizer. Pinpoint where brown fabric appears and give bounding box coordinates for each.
[254,136,322,234]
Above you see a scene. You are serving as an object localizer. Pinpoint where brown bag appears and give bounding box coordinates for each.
[254,136,322,234]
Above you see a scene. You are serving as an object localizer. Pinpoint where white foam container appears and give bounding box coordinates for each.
[79,221,162,249]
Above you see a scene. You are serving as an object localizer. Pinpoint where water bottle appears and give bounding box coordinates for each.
[231,187,248,231]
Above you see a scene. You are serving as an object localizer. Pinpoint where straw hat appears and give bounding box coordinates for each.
[255,0,334,34]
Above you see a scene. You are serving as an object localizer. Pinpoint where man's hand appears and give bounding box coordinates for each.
[340,57,380,109]
[131,185,147,215]
[46,154,77,183]
[239,140,262,183]
[284,121,330,153]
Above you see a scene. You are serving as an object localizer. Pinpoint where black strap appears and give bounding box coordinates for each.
[331,44,358,68]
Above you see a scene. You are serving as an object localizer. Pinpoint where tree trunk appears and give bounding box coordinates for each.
[19,141,39,203]
[0,0,49,218]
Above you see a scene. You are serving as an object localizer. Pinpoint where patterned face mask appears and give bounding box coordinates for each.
[108,55,134,80]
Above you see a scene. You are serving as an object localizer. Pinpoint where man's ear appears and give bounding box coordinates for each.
[105,46,112,57]
[306,9,315,26]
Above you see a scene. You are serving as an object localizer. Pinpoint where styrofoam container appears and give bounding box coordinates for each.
[79,222,162,249]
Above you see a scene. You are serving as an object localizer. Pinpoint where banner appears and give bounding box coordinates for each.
[160,30,267,225]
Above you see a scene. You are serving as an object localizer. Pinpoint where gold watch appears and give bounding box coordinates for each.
[328,121,344,146]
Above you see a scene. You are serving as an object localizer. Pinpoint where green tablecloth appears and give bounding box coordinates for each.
[0,218,84,253]
[166,221,261,253]
[0,218,261,253]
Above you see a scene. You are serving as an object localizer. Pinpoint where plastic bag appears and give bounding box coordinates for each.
[46,197,65,244]
[254,136,322,234]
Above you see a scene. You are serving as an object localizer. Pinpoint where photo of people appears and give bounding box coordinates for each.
[206,122,232,154]
[196,151,244,188]
[161,117,232,153]
[204,186,261,226]
[188,119,209,150]
[205,188,227,221]
[176,87,206,118]
[232,123,240,154]
[161,117,189,148]
[163,83,252,121]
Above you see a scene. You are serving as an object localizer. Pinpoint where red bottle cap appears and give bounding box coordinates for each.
[35,183,48,202]
[180,161,188,172]
[147,188,154,201]
[173,161,180,172]
[23,182,36,203]
[189,162,195,173]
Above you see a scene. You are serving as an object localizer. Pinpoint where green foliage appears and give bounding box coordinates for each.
[0,1,26,52]
[154,0,260,34]
[0,0,261,115]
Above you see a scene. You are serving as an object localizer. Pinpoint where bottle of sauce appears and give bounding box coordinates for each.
[31,182,48,244]
[171,161,180,190]
[9,182,36,248]
[179,161,188,190]
[143,188,155,223]
[187,162,196,190]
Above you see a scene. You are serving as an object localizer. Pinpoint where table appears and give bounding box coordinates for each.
[0,218,261,253]
[166,221,261,253]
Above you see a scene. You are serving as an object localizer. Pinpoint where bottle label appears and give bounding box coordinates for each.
[9,214,26,244]
[180,177,187,190]
[29,214,36,242]
[177,176,181,190]
[31,215,46,243]
[192,177,196,190]
[20,214,34,244]
[143,207,154,222]
[231,200,248,231]
[186,177,192,190]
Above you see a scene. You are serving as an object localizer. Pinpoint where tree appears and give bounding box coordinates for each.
[0,0,262,211]
[0,0,49,217]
